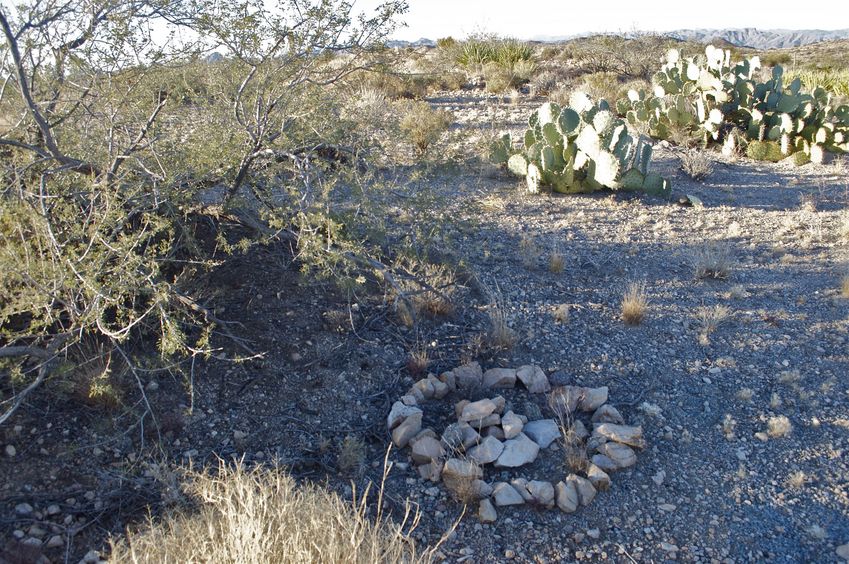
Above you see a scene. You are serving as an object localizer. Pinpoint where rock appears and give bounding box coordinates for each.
[411,436,445,464]
[468,436,504,464]
[473,480,493,498]
[586,433,608,452]
[391,412,422,448]
[387,402,422,430]
[597,442,637,469]
[442,458,484,495]
[411,428,437,444]
[438,371,456,392]
[478,499,497,523]
[509,478,534,502]
[427,375,450,399]
[453,362,483,389]
[483,368,517,388]
[459,399,497,422]
[233,430,248,441]
[468,413,500,429]
[587,463,611,491]
[492,482,525,506]
[441,422,470,450]
[591,454,619,473]
[494,433,539,468]
[567,474,597,506]
[523,419,560,448]
[406,386,425,403]
[15,503,33,516]
[550,386,581,413]
[5,444,16,457]
[527,480,555,509]
[46,504,60,516]
[491,395,506,414]
[418,461,442,482]
[413,378,436,399]
[592,404,625,425]
[593,423,646,448]
[501,411,524,439]
[516,365,551,393]
[836,544,849,561]
[21,537,41,547]
[555,480,579,513]
[485,426,505,440]
[46,535,64,549]
[587,528,601,540]
[652,470,666,486]
[454,399,470,418]
[28,526,46,538]
[572,420,590,440]
[578,387,608,411]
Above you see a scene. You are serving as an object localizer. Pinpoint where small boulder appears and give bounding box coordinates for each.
[523,419,560,448]
[418,461,442,482]
[479,498,498,523]
[494,433,539,468]
[468,413,500,429]
[454,399,470,419]
[578,386,608,411]
[453,362,483,389]
[527,480,555,509]
[442,458,484,490]
[501,411,524,440]
[555,480,579,513]
[484,426,505,440]
[516,365,550,393]
[468,436,504,465]
[411,436,445,464]
[438,371,457,391]
[492,482,525,506]
[590,454,619,473]
[593,423,646,449]
[483,368,517,389]
[591,404,625,425]
[550,386,582,413]
[509,478,534,502]
[566,474,597,506]
[572,420,590,441]
[413,377,436,399]
[596,442,637,469]
[587,463,611,491]
[491,395,506,414]
[387,402,422,430]
[391,412,422,448]
[400,394,418,407]
[427,375,450,399]
[459,399,497,422]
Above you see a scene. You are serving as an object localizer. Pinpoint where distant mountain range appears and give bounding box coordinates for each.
[386,29,849,51]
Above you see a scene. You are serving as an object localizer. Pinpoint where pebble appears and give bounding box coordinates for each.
[587,528,601,539]
[5,444,16,457]
[15,503,33,515]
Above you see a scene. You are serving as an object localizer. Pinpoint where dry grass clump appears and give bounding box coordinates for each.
[679,151,715,181]
[767,415,793,438]
[397,100,452,156]
[337,436,367,475]
[519,234,542,269]
[552,303,570,324]
[621,282,648,326]
[110,460,434,564]
[785,470,808,489]
[695,304,732,344]
[693,242,733,280]
[549,391,589,474]
[483,281,517,351]
[548,251,566,273]
[841,274,849,298]
[405,346,430,377]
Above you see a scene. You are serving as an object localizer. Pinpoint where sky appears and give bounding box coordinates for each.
[354,0,849,41]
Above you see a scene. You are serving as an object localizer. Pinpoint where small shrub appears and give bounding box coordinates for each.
[621,282,648,326]
[746,140,783,162]
[767,415,792,438]
[693,242,733,279]
[695,304,732,344]
[680,151,715,180]
[548,252,565,273]
[397,101,452,155]
[552,303,570,324]
[484,282,517,351]
[337,436,367,474]
[406,346,430,377]
[577,71,623,106]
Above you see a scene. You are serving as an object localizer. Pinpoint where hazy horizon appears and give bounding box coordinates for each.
[354,0,849,41]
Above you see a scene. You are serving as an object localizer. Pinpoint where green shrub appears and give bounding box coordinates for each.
[398,101,452,155]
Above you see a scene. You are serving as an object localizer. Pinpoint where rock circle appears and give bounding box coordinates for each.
[386,362,646,521]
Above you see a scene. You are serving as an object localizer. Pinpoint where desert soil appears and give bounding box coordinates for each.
[2,88,849,564]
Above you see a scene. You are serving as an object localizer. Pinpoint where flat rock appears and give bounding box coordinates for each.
[460,399,497,422]
[516,365,551,393]
[411,436,445,464]
[494,433,539,468]
[492,482,525,506]
[468,413,501,429]
[578,386,608,411]
[478,498,497,523]
[442,458,484,496]
[555,480,579,513]
[567,474,597,506]
[483,368,517,389]
[468,436,504,464]
[501,411,524,439]
[597,442,637,469]
[453,362,483,389]
[523,419,560,448]
[587,463,611,491]
[594,423,646,448]
[509,478,534,502]
[591,454,619,473]
[527,480,555,509]
[592,404,625,425]
[387,402,422,430]
[417,461,442,482]
[413,377,436,399]
[391,412,422,448]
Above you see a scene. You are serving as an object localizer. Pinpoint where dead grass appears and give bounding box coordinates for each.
[679,151,714,181]
[110,458,438,564]
[548,251,565,273]
[519,234,541,269]
[695,304,732,344]
[549,391,589,474]
[785,470,808,489]
[693,242,733,280]
[483,280,517,351]
[841,274,849,298]
[621,282,648,326]
[552,303,570,324]
[767,415,793,438]
[337,436,367,475]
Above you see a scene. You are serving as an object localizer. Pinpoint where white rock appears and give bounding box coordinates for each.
[492,482,525,506]
[591,404,625,425]
[567,474,597,506]
[468,436,504,465]
[15,503,33,515]
[411,436,445,464]
[391,412,422,448]
[594,423,646,448]
[652,470,666,486]
[516,365,550,393]
[523,419,560,448]
[578,387,608,411]
[387,401,422,430]
[459,399,497,422]
[83,550,101,563]
[494,433,539,468]
[5,445,16,457]
[478,498,497,523]
[501,411,524,439]
[555,480,579,513]
[587,463,611,491]
[597,442,637,469]
[836,544,849,561]
[483,368,517,389]
[527,480,555,508]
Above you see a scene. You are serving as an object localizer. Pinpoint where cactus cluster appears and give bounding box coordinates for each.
[493,93,670,197]
[619,45,849,165]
